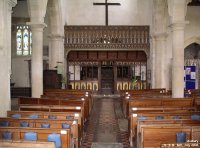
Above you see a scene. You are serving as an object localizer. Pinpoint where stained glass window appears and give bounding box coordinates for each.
[16,25,32,56]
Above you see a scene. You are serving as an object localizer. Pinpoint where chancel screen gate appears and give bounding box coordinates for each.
[101,61,114,94]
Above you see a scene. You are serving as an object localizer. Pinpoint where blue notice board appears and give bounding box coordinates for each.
[184,66,196,90]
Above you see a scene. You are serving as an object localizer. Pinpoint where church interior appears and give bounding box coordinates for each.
[0,0,200,147]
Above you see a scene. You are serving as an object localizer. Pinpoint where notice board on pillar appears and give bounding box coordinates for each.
[184,66,196,90]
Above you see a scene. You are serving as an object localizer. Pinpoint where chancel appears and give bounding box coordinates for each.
[0,0,200,147]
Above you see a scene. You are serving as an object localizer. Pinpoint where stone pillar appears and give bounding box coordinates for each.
[48,0,65,76]
[27,0,47,97]
[171,22,186,98]
[27,23,46,97]
[0,0,17,116]
[152,0,168,89]
[154,33,167,88]
[49,35,65,70]
[150,37,156,88]
[168,0,190,97]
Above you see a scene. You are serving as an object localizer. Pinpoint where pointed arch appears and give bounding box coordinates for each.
[184,36,200,48]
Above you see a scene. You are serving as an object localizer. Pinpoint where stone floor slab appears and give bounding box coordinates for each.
[91,142,123,148]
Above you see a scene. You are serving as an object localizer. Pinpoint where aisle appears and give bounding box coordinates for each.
[82,97,130,148]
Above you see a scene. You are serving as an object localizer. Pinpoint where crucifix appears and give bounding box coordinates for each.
[93,0,121,26]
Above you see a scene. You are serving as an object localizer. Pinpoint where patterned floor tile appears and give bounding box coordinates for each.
[81,97,130,148]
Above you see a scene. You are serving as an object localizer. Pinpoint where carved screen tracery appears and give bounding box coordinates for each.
[65,26,149,49]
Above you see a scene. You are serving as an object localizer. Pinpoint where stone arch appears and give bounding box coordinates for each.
[185,42,200,59]
[184,40,200,89]
[184,37,200,49]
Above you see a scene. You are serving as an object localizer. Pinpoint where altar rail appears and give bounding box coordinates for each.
[64,26,150,49]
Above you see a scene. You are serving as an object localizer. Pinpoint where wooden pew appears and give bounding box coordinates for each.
[139,125,200,148]
[41,92,92,113]
[124,90,196,147]
[137,119,200,148]
[43,89,93,113]
[18,105,85,125]
[18,97,88,122]
[7,111,82,132]
[126,98,194,117]
[0,127,72,148]
[40,96,91,118]
[129,111,200,147]
[120,88,167,97]
[194,98,200,111]
[0,117,79,146]
[0,140,55,148]
[189,89,200,97]
[122,94,171,117]
[130,111,200,130]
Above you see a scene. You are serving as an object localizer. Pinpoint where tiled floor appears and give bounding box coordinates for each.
[82,97,130,148]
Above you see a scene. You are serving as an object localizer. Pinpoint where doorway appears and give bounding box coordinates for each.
[101,61,114,94]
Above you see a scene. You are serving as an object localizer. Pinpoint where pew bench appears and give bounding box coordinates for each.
[122,95,172,117]
[126,98,194,117]
[18,104,86,125]
[0,117,80,147]
[129,111,200,147]
[43,89,93,113]
[0,127,72,148]
[0,140,55,148]
[18,97,89,122]
[40,96,91,117]
[139,125,200,148]
[120,88,166,97]
[7,111,82,131]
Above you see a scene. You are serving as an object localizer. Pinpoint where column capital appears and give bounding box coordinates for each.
[168,0,191,21]
[169,21,189,31]
[27,0,48,23]
[26,22,47,29]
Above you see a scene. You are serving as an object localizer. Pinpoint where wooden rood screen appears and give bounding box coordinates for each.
[64,26,150,49]
[65,26,150,93]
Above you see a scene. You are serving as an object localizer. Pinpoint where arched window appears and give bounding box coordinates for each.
[16,25,32,56]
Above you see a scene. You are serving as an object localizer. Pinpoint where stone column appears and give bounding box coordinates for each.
[150,36,156,88]
[168,0,190,97]
[171,22,186,98]
[27,0,47,97]
[48,0,65,76]
[49,35,65,69]
[154,33,167,88]
[0,0,17,116]
[27,23,46,97]
[152,0,168,89]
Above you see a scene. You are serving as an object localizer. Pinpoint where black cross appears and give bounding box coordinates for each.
[93,0,121,26]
